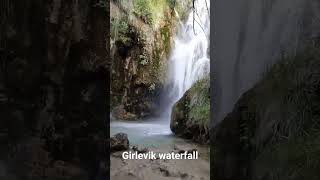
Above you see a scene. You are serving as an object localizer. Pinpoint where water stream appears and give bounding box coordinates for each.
[111,0,210,147]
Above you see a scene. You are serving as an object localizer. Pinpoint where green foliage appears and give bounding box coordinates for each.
[111,17,130,44]
[133,0,171,26]
[188,76,210,130]
[170,76,210,142]
[160,25,171,54]
[133,0,153,24]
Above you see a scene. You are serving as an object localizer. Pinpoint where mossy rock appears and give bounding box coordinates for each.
[170,77,210,144]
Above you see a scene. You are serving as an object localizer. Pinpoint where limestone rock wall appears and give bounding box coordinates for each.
[110,0,191,120]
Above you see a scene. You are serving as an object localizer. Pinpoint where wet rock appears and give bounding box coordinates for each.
[132,145,138,151]
[112,105,137,120]
[128,170,135,176]
[159,167,170,177]
[132,145,148,154]
[111,151,123,158]
[111,133,129,152]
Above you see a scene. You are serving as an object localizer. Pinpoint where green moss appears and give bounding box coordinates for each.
[133,0,174,26]
[160,25,171,54]
[133,0,153,24]
[150,41,165,83]
[188,77,210,129]
[170,76,210,143]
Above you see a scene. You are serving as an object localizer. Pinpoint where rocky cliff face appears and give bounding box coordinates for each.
[0,0,109,179]
[110,0,192,120]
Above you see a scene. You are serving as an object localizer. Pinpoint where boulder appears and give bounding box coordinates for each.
[112,105,137,120]
[132,145,148,154]
[110,133,129,152]
[170,77,210,144]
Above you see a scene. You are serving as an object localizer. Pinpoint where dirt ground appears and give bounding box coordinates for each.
[110,143,210,180]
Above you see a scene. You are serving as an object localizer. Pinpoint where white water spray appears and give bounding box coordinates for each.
[163,0,210,121]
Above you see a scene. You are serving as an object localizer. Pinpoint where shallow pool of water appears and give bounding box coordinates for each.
[110,117,210,160]
[110,117,181,147]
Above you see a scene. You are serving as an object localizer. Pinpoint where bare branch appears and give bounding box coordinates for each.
[194,18,207,37]
[193,0,197,35]
[192,0,208,38]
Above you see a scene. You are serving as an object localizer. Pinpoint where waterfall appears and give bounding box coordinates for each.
[111,0,211,140]
[162,0,210,122]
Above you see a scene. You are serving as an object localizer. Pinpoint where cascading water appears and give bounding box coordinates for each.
[162,0,210,122]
